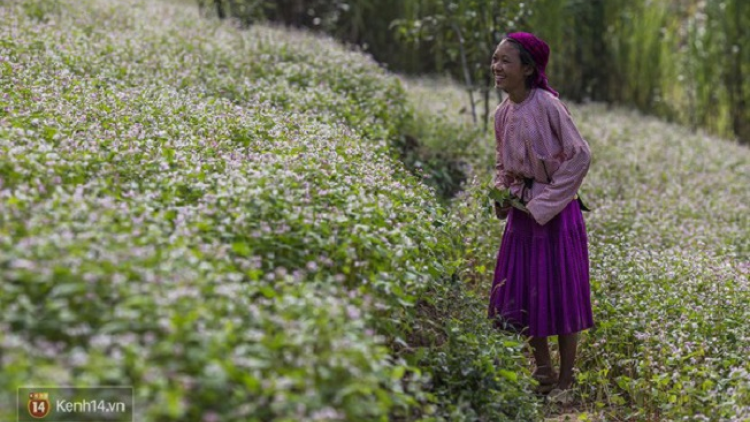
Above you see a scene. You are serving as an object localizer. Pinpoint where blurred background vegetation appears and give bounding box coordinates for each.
[197,0,750,145]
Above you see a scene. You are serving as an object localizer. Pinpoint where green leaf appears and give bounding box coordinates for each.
[498,369,518,382]
[259,286,276,298]
[488,187,510,203]
[49,283,87,298]
[391,365,406,381]
[231,242,252,256]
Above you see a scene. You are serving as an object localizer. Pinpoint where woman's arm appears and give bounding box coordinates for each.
[525,100,591,225]
[494,107,513,219]
[494,108,513,191]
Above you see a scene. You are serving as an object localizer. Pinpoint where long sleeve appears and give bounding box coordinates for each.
[525,101,591,225]
[494,143,509,189]
[494,106,513,190]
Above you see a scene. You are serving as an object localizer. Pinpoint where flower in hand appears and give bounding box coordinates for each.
[489,187,530,220]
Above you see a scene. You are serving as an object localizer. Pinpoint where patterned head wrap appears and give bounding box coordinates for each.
[506,32,558,97]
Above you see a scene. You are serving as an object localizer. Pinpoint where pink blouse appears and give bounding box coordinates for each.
[494,88,591,226]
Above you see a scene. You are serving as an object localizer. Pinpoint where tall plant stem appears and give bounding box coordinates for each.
[442,1,476,125]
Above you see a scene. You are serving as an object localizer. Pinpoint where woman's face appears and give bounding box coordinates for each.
[491,40,533,95]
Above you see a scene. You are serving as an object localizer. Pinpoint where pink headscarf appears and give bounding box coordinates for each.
[506,32,559,97]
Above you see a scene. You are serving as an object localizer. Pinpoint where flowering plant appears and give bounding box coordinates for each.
[488,186,530,214]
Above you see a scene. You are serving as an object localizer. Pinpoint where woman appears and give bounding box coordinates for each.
[487,32,593,405]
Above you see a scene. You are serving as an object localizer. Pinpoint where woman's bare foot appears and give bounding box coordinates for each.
[532,365,558,394]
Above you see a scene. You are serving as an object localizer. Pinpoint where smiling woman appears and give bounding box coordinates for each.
[491,40,535,103]
[488,32,593,406]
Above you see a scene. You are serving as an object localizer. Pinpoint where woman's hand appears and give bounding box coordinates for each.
[494,200,511,220]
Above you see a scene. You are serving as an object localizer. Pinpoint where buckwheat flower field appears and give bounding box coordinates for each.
[1,0,749,421]
[0,0,539,420]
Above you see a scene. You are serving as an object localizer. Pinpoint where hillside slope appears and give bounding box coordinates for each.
[0,0,539,421]
[3,0,749,420]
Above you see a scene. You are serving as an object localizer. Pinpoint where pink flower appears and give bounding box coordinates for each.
[346,305,361,320]
[202,412,220,422]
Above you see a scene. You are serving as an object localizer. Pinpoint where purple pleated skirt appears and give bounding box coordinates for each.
[488,199,593,337]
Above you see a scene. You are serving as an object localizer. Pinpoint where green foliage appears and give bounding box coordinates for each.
[393,0,530,129]
[393,120,473,202]
[199,0,434,74]
[570,107,750,420]
[197,0,750,144]
[530,0,750,144]
[18,0,60,21]
[487,187,527,214]
[393,76,492,202]
[0,0,539,420]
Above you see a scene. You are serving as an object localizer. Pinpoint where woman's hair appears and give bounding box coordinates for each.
[503,38,537,89]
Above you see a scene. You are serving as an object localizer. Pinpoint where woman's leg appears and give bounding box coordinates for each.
[557,333,578,389]
[529,336,554,377]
